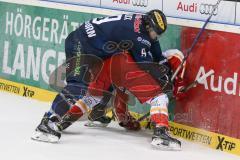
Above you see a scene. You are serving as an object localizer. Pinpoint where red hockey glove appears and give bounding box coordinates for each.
[173,78,187,100]
[162,49,186,78]
[119,117,141,131]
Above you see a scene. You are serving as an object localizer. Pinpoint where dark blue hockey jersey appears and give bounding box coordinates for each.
[76,14,165,63]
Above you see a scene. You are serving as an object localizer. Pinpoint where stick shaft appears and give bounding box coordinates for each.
[171,0,222,82]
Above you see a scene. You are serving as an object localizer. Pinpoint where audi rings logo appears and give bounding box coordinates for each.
[199,3,218,16]
[132,0,148,7]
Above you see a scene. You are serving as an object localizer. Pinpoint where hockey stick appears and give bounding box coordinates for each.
[137,112,150,122]
[137,69,214,122]
[171,0,222,82]
[179,69,214,92]
[137,0,222,122]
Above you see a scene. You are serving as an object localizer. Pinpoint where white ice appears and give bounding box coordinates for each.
[0,91,239,160]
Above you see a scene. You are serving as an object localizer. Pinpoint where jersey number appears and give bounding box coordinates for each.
[141,48,147,57]
[92,15,122,25]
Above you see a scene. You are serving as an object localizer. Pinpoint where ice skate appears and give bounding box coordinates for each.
[151,126,181,151]
[31,113,61,143]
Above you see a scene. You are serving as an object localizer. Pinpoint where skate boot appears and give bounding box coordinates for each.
[151,126,181,151]
[31,112,61,143]
[85,115,112,127]
[85,103,112,127]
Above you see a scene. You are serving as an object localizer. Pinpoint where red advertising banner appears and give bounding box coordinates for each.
[175,27,240,139]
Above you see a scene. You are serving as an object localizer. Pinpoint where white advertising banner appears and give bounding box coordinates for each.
[42,0,101,7]
[236,2,240,25]
[101,0,163,13]
[163,0,236,25]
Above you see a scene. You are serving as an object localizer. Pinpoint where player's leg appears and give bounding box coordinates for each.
[56,56,114,130]
[114,88,141,131]
[86,87,141,131]
[32,31,97,142]
[85,87,113,128]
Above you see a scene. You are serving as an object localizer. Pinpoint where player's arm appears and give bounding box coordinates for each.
[150,42,187,99]
[162,49,187,100]
[162,49,186,79]
[150,40,186,78]
[150,40,166,63]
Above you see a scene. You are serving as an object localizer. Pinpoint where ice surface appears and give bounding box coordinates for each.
[0,91,239,160]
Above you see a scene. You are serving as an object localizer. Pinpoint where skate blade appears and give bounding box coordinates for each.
[151,138,181,151]
[31,130,60,143]
[84,121,108,128]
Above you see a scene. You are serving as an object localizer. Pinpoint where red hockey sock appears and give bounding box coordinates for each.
[151,113,169,128]
[67,105,84,121]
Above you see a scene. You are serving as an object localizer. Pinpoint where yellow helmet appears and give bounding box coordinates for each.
[144,10,167,35]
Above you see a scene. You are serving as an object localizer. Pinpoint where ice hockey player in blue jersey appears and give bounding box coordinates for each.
[31,9,181,150]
